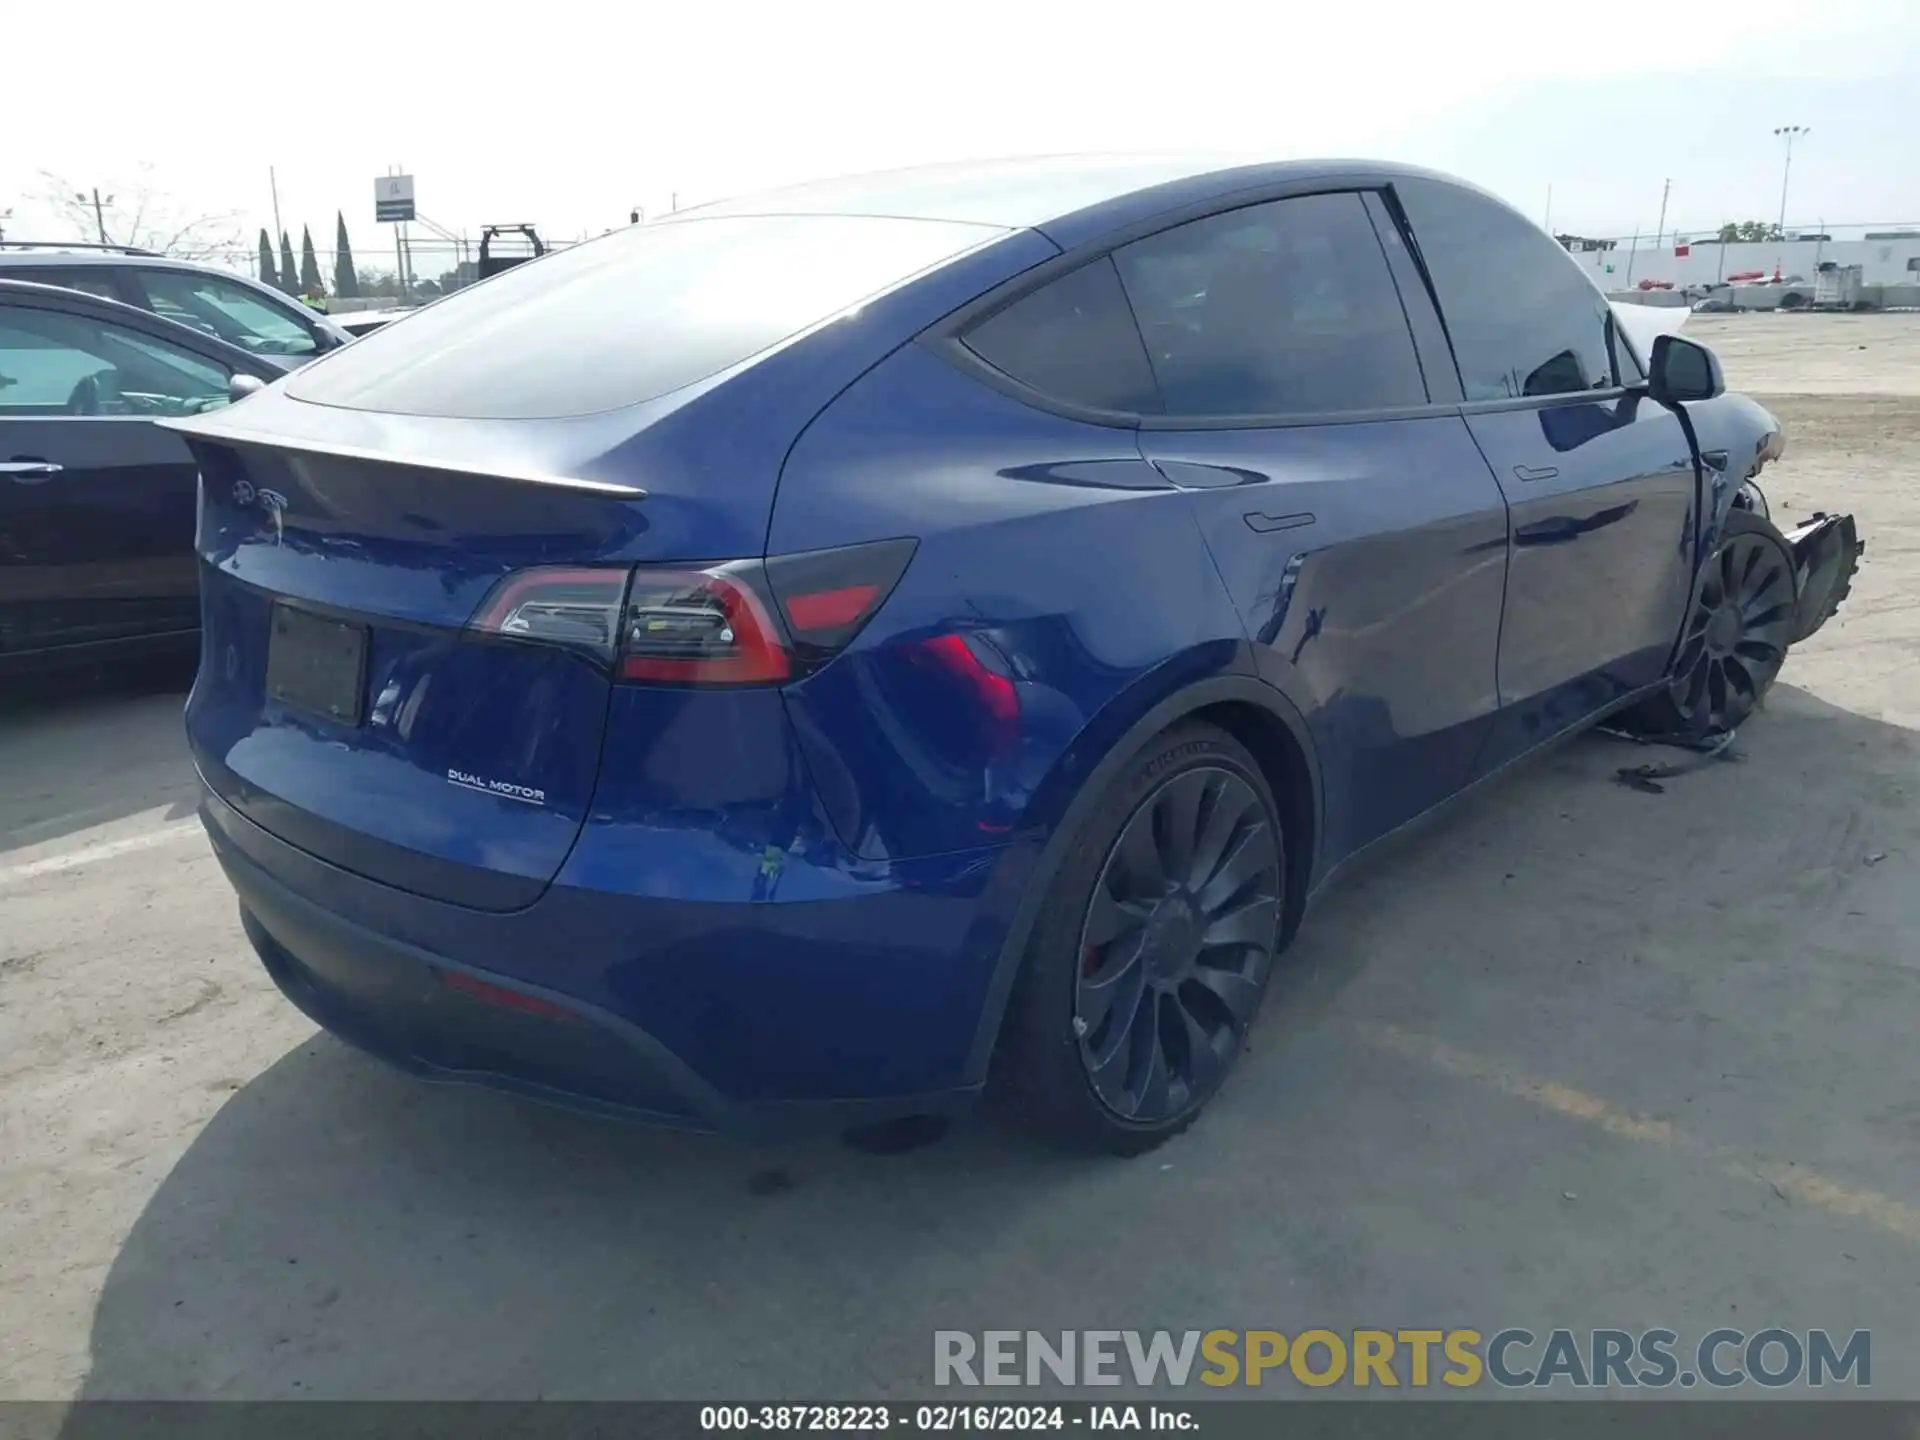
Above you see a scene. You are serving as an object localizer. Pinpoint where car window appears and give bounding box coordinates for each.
[1609,312,1647,385]
[133,269,319,358]
[1110,192,1428,418]
[1394,177,1623,402]
[9,266,125,301]
[286,213,1002,419]
[961,257,1162,413]
[0,303,232,417]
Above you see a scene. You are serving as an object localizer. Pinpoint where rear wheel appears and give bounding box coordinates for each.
[1627,509,1798,737]
[997,722,1285,1155]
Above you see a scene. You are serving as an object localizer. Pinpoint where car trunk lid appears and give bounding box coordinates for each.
[177,427,659,911]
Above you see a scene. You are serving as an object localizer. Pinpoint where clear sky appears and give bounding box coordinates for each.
[5,0,1916,271]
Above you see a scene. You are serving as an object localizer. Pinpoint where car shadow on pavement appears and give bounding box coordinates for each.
[62,682,1920,1402]
[0,655,199,854]
[66,1037,1085,1401]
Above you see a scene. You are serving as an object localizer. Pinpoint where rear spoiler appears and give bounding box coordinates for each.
[157,411,647,498]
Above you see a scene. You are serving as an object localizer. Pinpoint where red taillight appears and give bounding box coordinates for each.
[764,537,918,666]
[784,584,882,633]
[618,567,791,684]
[467,538,918,687]
[468,567,630,663]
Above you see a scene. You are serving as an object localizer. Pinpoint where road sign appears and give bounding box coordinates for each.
[375,175,416,223]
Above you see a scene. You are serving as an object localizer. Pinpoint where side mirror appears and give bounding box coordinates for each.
[1648,334,1724,403]
[229,372,267,404]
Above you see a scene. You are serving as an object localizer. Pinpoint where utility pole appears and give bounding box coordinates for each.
[1653,178,1671,250]
[1543,183,1553,232]
[269,166,285,249]
[75,188,113,244]
[1773,125,1809,237]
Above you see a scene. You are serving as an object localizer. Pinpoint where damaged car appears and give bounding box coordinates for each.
[162,157,1863,1156]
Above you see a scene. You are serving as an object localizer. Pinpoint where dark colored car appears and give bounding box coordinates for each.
[0,244,351,365]
[165,157,1862,1154]
[0,280,285,672]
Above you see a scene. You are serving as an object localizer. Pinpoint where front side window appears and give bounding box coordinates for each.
[0,304,231,417]
[961,257,1162,413]
[134,269,319,358]
[1395,177,1622,402]
[1609,313,1648,385]
[1111,192,1428,418]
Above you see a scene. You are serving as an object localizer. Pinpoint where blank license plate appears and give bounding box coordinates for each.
[266,604,367,725]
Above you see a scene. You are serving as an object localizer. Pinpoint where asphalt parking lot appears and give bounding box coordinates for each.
[2,312,1917,1401]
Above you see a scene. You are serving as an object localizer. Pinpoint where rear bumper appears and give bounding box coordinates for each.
[203,784,1028,1139]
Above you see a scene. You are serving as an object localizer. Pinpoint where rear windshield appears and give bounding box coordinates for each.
[286,214,1002,419]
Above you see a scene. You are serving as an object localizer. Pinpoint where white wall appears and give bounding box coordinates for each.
[1568,237,1920,290]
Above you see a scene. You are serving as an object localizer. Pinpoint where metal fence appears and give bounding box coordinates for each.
[185,226,602,305]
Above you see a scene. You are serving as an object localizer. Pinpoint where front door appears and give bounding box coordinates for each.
[1391,175,1700,770]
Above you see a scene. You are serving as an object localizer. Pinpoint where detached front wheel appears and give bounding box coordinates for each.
[997,722,1284,1155]
[1630,509,1798,737]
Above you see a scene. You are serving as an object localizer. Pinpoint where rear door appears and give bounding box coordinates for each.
[1114,190,1513,864]
[0,294,234,657]
[1393,176,1699,768]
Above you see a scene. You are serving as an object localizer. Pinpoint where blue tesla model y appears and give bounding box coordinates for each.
[167,157,1860,1153]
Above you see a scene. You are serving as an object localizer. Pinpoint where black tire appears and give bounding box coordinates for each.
[994,721,1286,1155]
[1625,509,1798,737]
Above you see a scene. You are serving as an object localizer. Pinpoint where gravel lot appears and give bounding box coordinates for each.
[2,312,1916,1401]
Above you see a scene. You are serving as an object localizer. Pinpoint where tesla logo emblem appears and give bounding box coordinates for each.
[231,481,288,544]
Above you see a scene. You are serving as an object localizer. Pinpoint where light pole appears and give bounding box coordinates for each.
[75,188,114,244]
[1773,125,1809,237]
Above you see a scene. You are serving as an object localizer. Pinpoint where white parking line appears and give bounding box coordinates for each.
[0,823,203,887]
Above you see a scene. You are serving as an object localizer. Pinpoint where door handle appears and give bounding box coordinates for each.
[0,459,63,481]
[1243,511,1315,534]
[1513,464,1559,483]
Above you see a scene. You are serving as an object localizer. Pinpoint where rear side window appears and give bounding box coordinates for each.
[962,258,1162,413]
[1112,192,1428,418]
[287,214,1003,419]
[9,266,126,302]
[134,269,319,358]
[1395,177,1621,401]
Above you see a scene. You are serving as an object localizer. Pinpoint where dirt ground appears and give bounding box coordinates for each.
[1,313,1916,1401]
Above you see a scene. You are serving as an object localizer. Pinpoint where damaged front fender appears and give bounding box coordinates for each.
[1782,510,1865,644]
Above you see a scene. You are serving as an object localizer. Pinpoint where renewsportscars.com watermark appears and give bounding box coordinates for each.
[934,1328,1872,1390]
